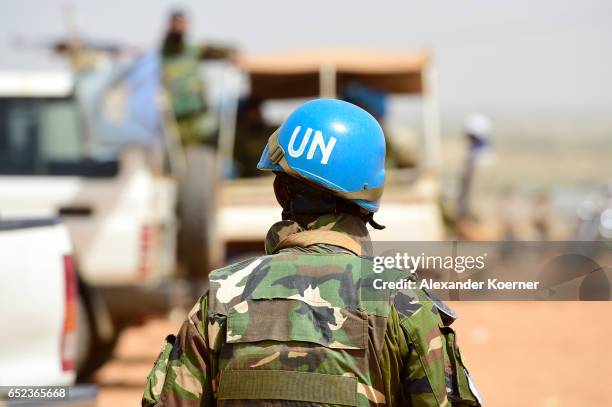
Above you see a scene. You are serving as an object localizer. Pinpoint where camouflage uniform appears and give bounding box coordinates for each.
[162,44,233,147]
[143,214,482,407]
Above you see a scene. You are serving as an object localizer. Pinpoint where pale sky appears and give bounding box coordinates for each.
[2,0,612,121]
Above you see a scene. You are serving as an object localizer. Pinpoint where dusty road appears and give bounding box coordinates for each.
[95,302,612,406]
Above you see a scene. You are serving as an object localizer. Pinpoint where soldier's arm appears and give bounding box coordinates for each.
[143,295,213,407]
[395,292,482,406]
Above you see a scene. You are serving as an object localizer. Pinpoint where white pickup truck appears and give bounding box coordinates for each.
[0,218,76,386]
[0,218,97,407]
[0,218,97,405]
[0,70,188,378]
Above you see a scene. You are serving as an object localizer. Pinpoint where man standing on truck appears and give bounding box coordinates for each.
[161,9,235,147]
[161,10,236,278]
[142,99,482,407]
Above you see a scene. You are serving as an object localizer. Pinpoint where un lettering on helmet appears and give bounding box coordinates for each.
[287,126,337,165]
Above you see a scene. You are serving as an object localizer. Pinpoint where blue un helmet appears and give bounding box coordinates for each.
[257,98,386,213]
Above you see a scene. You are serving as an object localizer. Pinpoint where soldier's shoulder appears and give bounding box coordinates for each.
[207,252,372,312]
[209,251,362,280]
[208,254,273,280]
[392,286,457,325]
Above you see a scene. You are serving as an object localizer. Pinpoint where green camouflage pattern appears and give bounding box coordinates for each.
[162,45,232,146]
[143,214,481,407]
[175,112,219,147]
[163,48,208,119]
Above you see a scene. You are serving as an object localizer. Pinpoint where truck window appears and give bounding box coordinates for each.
[0,98,118,177]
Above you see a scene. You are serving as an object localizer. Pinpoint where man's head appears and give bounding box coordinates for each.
[464,113,491,144]
[168,10,188,36]
[258,99,387,228]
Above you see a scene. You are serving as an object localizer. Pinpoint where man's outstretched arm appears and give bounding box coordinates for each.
[197,44,236,60]
[143,296,212,407]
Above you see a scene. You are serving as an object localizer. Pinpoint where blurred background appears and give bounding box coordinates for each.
[0,0,610,406]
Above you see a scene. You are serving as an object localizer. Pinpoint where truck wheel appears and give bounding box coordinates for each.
[77,331,119,381]
[177,146,221,279]
[76,281,119,381]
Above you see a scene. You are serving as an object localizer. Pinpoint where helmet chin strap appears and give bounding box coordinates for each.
[367,213,386,230]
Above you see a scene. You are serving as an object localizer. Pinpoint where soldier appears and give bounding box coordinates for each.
[161,9,235,147]
[233,97,277,177]
[161,10,236,278]
[143,99,482,407]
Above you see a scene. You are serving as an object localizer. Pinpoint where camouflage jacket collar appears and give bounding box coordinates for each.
[264,213,372,256]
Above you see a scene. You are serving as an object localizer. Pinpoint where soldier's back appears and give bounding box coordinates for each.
[207,252,480,406]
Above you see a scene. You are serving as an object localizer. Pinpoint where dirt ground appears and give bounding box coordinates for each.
[94,302,612,406]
